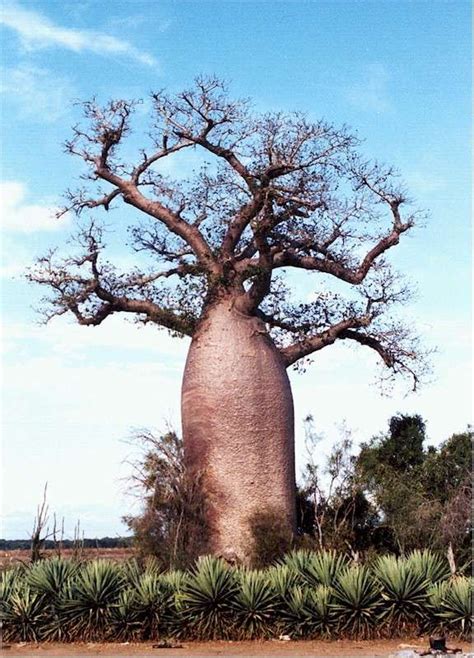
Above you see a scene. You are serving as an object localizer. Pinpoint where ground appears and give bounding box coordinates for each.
[0,640,470,657]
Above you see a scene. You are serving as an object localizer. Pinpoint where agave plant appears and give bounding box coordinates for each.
[132,572,176,639]
[109,587,143,641]
[406,550,450,585]
[27,557,79,600]
[437,577,472,637]
[25,558,79,642]
[278,586,314,638]
[1,585,46,642]
[59,560,125,640]
[161,569,189,593]
[232,570,277,638]
[179,556,237,639]
[121,558,143,589]
[425,580,449,633]
[331,566,381,638]
[373,555,429,634]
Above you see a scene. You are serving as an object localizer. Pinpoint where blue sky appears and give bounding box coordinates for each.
[1,0,471,539]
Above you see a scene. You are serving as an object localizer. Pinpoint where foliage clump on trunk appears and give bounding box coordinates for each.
[248,508,294,568]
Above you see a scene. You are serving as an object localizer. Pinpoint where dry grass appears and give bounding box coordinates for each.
[0,547,135,569]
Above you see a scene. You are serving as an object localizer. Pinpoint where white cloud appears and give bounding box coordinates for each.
[1,1,157,67]
[2,316,189,362]
[0,64,75,122]
[346,63,392,113]
[0,181,69,233]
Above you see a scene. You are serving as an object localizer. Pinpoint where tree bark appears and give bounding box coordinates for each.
[181,298,296,561]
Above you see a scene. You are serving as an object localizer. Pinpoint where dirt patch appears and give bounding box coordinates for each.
[1,639,469,657]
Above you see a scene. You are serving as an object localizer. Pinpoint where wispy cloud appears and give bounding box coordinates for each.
[0,181,69,233]
[1,1,157,67]
[345,63,392,114]
[1,64,75,122]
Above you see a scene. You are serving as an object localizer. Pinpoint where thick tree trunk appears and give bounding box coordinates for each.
[181,297,296,561]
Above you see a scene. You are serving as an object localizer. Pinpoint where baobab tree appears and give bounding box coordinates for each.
[29,77,427,560]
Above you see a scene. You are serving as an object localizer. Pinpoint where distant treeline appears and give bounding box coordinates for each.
[0,537,133,550]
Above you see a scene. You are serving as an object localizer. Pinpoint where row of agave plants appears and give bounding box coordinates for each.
[1,550,471,643]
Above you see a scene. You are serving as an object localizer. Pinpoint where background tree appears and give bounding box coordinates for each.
[356,417,472,566]
[123,429,208,569]
[28,76,428,560]
[298,417,385,557]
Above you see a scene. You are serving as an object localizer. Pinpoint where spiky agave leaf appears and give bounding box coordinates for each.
[279,549,314,587]
[282,549,349,588]
[161,569,189,594]
[266,564,299,598]
[179,556,237,639]
[373,555,429,634]
[158,570,188,637]
[232,569,277,639]
[437,577,472,637]
[59,559,125,640]
[1,585,46,642]
[121,558,143,589]
[406,550,450,585]
[425,580,449,634]
[331,565,381,639]
[306,550,350,588]
[143,556,162,577]
[307,585,336,638]
[1,566,25,610]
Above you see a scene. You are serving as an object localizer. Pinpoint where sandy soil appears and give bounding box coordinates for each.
[1,639,469,657]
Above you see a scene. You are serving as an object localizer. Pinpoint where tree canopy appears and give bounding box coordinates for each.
[28,76,428,387]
